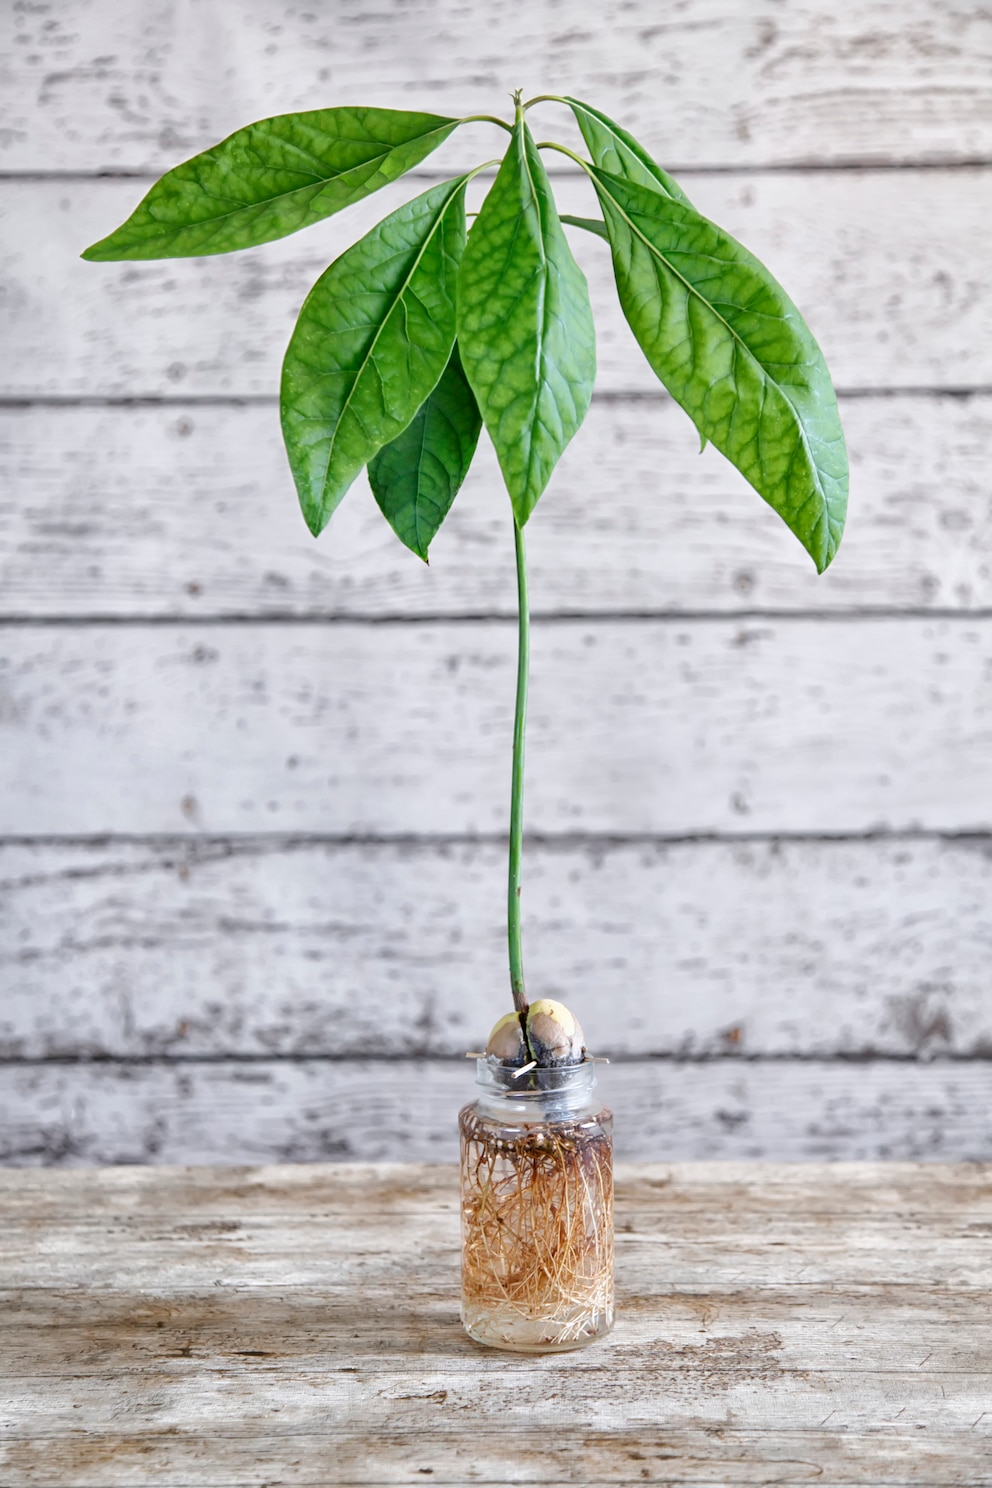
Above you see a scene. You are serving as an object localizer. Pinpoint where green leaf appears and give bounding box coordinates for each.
[457,120,596,524]
[590,167,847,572]
[368,344,482,560]
[281,177,467,536]
[81,107,459,260]
[565,97,693,207]
[560,214,609,241]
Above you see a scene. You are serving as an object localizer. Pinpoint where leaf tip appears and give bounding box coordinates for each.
[81,234,133,262]
[301,502,326,539]
[393,529,431,562]
[811,524,844,575]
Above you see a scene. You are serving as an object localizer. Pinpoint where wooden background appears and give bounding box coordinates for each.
[1,0,990,1165]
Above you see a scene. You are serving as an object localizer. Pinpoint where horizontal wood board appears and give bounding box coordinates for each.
[2,0,991,1171]
[2,836,991,1060]
[2,618,991,836]
[1,1059,989,1166]
[5,1281,991,1375]
[3,395,991,618]
[6,170,992,399]
[7,1157,992,1217]
[1,1163,989,1484]
[2,0,991,171]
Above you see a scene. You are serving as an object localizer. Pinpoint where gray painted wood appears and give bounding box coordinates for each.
[3,395,990,618]
[3,0,990,171]
[2,0,990,1170]
[2,837,990,1061]
[1,1060,989,1166]
[2,618,991,836]
[7,170,992,399]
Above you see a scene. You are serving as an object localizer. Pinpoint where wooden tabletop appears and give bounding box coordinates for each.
[2,1162,989,1486]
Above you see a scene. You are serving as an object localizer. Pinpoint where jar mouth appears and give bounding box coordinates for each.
[475,1055,597,1098]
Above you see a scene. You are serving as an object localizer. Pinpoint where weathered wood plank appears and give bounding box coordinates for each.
[2,0,990,172]
[1,619,991,836]
[4,1430,991,1487]
[0,1164,989,1485]
[0,1060,988,1166]
[4,1284,990,1376]
[7,171,992,399]
[5,1368,991,1439]
[4,1159,990,1220]
[3,1207,989,1285]
[3,395,990,619]
[2,837,990,1061]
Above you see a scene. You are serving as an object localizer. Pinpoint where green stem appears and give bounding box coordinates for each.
[508,516,530,1018]
[459,113,514,134]
[534,139,591,170]
[521,94,567,112]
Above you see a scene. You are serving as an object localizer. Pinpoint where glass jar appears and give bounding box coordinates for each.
[459,1057,614,1352]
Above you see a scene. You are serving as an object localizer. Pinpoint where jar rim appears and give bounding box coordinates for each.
[475,1055,597,1097]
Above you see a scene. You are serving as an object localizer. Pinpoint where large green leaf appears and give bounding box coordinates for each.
[368,344,482,561]
[81,108,459,260]
[565,97,693,207]
[457,120,596,524]
[590,167,848,571]
[281,177,467,536]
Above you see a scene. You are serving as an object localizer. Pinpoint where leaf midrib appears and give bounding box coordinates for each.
[411,401,433,558]
[316,180,465,513]
[569,101,642,191]
[517,127,552,503]
[122,124,455,248]
[595,174,828,515]
[568,98,681,204]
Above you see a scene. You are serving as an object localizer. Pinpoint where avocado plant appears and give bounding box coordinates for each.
[83,92,848,1067]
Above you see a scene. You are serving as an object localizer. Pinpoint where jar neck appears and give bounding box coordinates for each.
[474,1057,599,1123]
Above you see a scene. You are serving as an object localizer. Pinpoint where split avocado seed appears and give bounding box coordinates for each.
[526,999,586,1066]
[485,1011,529,1066]
[485,1000,586,1067]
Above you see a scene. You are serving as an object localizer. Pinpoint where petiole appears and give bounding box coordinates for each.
[459,113,514,133]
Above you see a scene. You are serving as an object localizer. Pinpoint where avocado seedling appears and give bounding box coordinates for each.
[84,90,847,1344]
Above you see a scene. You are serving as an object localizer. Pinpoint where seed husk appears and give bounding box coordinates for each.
[526,998,585,1066]
[485,1011,528,1065]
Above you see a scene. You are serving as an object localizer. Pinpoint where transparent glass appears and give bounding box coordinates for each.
[459,1057,614,1352]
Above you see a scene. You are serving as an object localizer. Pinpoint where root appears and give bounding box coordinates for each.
[459,1105,613,1337]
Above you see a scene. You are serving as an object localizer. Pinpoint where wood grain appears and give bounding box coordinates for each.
[3,395,990,619]
[7,170,992,399]
[2,0,990,172]
[2,836,991,1061]
[6,1158,992,1218]
[0,1163,989,1484]
[1,1059,989,1166]
[4,1283,990,1374]
[2,618,991,836]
